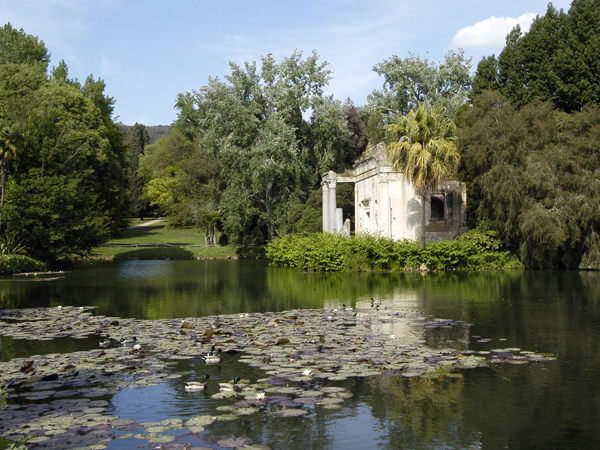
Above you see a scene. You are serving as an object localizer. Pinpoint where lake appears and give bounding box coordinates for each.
[1,260,599,449]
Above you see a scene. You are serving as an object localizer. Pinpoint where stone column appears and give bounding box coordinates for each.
[328,176,337,232]
[322,177,330,232]
[322,171,338,233]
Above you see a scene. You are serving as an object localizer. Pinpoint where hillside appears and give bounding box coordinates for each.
[120,125,171,144]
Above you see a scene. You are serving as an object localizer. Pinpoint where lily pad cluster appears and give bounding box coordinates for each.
[0,305,556,448]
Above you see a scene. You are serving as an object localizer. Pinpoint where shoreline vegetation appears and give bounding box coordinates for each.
[103,221,524,272]
[266,228,523,272]
[89,219,244,261]
[0,220,523,275]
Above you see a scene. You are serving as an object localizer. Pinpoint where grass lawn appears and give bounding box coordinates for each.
[91,220,239,260]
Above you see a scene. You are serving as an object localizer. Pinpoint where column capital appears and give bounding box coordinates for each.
[321,170,337,186]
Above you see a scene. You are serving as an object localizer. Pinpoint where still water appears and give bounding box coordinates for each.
[1,260,599,449]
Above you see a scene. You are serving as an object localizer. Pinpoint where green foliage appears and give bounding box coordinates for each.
[387,102,460,249]
[369,50,473,124]
[265,228,520,272]
[0,23,49,67]
[0,28,129,265]
[124,123,152,218]
[458,91,600,268]
[473,1,600,111]
[139,130,222,245]
[0,231,27,255]
[167,50,357,244]
[0,254,46,275]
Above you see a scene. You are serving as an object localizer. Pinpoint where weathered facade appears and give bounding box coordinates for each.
[322,143,467,242]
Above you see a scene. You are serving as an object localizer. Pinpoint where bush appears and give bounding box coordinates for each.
[0,255,47,275]
[265,228,522,272]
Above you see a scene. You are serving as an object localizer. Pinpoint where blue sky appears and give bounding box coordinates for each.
[2,0,574,125]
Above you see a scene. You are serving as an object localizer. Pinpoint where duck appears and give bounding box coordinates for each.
[218,376,241,392]
[203,348,222,364]
[120,336,137,346]
[342,304,355,311]
[185,374,210,391]
[99,335,112,348]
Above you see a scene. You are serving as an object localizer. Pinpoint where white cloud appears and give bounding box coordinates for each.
[450,13,538,51]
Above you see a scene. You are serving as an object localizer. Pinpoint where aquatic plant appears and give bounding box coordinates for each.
[0,305,555,448]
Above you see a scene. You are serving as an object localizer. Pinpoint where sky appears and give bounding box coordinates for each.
[1,0,574,126]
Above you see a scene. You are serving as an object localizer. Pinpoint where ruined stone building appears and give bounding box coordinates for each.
[322,143,467,242]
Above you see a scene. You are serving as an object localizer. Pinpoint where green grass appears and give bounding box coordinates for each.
[92,220,238,260]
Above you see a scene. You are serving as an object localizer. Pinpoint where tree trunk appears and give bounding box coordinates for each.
[0,162,6,209]
[420,192,427,250]
[0,163,6,228]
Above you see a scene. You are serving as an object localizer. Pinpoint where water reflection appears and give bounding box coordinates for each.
[1,262,599,449]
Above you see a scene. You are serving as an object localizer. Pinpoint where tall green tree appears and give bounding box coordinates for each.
[458,90,600,268]
[387,103,460,249]
[0,128,16,214]
[0,24,129,264]
[170,50,350,244]
[0,23,49,67]
[125,123,151,218]
[370,50,473,124]
[140,130,222,245]
[473,1,600,111]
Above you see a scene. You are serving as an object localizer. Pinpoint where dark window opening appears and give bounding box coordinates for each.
[431,196,444,219]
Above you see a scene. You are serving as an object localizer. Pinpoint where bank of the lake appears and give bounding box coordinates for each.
[94,223,524,273]
[266,228,523,272]
[91,220,239,261]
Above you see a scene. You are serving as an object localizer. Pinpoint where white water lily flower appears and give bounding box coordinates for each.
[256,392,266,400]
[302,369,313,377]
[389,334,397,340]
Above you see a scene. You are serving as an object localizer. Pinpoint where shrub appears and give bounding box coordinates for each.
[265,228,522,272]
[0,255,47,275]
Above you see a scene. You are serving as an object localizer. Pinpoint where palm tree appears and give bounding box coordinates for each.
[387,102,460,249]
[0,129,17,226]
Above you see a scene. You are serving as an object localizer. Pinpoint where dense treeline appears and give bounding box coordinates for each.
[1,0,599,271]
[0,24,129,267]
[140,51,368,245]
[462,0,600,268]
[458,92,600,268]
[472,0,600,111]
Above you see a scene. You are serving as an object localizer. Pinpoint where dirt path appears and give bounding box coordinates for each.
[128,218,165,228]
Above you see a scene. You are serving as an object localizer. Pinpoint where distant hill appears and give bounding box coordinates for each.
[120,125,171,144]
[146,126,171,143]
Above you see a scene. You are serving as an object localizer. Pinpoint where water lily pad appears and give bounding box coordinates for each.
[217,405,238,412]
[184,415,217,428]
[273,408,308,418]
[317,397,344,405]
[328,391,353,399]
[265,386,302,395]
[321,403,343,410]
[145,425,168,433]
[214,414,240,422]
[146,433,175,443]
[234,407,260,415]
[299,390,323,397]
[216,434,254,448]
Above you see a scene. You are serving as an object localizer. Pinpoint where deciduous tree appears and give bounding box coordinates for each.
[458,91,600,268]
